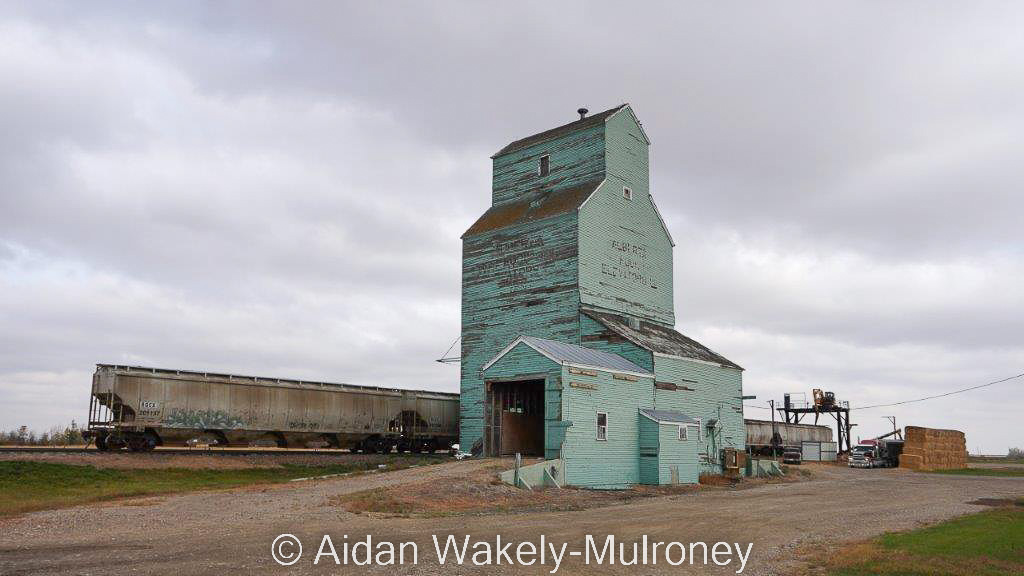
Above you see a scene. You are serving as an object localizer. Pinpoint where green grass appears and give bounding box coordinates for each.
[0,458,433,517]
[926,467,1024,477]
[827,502,1024,576]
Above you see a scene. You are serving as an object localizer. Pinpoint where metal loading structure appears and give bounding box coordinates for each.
[778,389,853,455]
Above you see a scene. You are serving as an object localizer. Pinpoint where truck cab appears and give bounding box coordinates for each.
[849,438,904,468]
[849,443,878,468]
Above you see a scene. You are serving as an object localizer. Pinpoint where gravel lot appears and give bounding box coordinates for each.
[1,461,1021,575]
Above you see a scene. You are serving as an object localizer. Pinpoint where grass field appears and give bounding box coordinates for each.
[824,499,1024,576]
[969,456,1024,465]
[927,467,1024,477]
[0,458,434,517]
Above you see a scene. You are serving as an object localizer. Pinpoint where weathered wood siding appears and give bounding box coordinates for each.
[651,355,745,475]
[491,124,606,206]
[579,312,655,372]
[578,110,674,324]
[560,366,654,488]
[462,117,614,453]
[461,212,580,452]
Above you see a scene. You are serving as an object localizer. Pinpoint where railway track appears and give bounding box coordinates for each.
[0,446,451,456]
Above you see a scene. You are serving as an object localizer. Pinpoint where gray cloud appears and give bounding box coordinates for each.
[1,2,1021,452]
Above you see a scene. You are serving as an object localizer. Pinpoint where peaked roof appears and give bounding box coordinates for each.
[482,335,653,377]
[640,408,698,425]
[493,104,629,158]
[462,179,602,238]
[582,308,743,370]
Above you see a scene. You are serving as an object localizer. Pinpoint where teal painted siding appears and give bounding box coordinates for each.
[560,367,654,488]
[461,211,580,452]
[579,313,655,372]
[481,342,560,380]
[481,342,564,459]
[462,105,744,483]
[605,107,650,203]
[652,355,745,475]
[492,124,605,206]
[578,109,674,324]
[655,419,700,484]
[638,417,659,485]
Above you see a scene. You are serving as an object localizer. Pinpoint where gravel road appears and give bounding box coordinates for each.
[1,461,1021,576]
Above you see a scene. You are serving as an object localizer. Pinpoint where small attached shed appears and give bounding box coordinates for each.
[638,409,700,485]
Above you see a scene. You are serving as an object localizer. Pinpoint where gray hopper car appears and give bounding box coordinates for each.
[85,364,458,453]
[745,418,832,454]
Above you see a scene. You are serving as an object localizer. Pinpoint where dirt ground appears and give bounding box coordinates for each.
[1,460,1022,576]
[336,459,811,517]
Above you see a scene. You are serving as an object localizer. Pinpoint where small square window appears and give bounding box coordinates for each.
[623,186,633,200]
[596,412,608,441]
[678,425,688,441]
[538,155,550,177]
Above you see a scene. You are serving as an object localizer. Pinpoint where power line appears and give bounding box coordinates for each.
[852,371,1024,411]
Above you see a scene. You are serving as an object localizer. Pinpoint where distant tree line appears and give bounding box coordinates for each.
[0,422,87,446]
[1009,447,1023,459]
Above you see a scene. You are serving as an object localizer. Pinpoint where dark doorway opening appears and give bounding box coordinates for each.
[487,379,545,456]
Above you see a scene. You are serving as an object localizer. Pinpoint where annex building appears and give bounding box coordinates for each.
[460,105,744,488]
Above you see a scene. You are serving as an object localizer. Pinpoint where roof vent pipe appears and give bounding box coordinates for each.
[577,107,588,120]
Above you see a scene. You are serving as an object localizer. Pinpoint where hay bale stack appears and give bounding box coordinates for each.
[899,426,966,470]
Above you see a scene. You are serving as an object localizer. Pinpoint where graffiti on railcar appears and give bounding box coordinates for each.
[162,408,245,430]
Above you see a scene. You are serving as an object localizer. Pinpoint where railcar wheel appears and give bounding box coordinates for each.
[127,435,148,452]
[106,435,128,451]
[425,439,438,453]
[375,439,392,454]
[94,435,110,451]
[141,432,158,452]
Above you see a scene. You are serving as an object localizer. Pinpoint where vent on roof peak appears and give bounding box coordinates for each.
[577,107,588,120]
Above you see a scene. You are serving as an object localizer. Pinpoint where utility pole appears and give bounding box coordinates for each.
[883,416,899,439]
[769,399,778,458]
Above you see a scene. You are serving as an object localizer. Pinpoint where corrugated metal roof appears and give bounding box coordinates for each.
[461,179,601,238]
[492,104,627,158]
[483,335,653,376]
[640,408,697,425]
[521,336,651,375]
[582,308,743,370]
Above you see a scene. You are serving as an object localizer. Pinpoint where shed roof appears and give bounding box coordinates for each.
[493,104,628,158]
[582,308,743,370]
[640,408,698,425]
[462,179,601,238]
[482,335,653,377]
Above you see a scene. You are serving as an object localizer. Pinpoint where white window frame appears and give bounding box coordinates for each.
[678,425,688,441]
[696,418,702,442]
[538,154,550,176]
[596,411,608,441]
[623,186,633,200]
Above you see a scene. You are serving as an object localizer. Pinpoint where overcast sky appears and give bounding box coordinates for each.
[2,2,1021,452]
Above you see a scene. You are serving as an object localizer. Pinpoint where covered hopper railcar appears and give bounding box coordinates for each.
[85,364,459,453]
[745,418,832,455]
